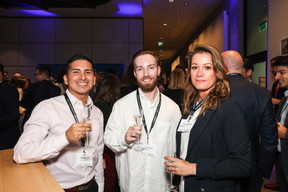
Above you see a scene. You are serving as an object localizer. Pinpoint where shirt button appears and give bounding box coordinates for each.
[200,188,205,192]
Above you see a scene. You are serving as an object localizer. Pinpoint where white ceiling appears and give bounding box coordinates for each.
[0,0,225,69]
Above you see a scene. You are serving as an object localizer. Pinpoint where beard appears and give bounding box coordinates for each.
[137,76,158,93]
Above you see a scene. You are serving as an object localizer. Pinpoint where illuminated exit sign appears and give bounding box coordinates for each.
[259,21,267,32]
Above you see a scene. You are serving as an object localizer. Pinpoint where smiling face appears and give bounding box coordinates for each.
[190,52,217,99]
[133,54,160,93]
[275,65,288,89]
[63,59,95,101]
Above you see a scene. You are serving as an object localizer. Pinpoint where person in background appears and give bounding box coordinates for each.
[0,63,20,150]
[165,44,252,192]
[13,54,104,192]
[163,67,186,112]
[242,58,254,82]
[104,50,182,192]
[10,73,22,86]
[222,50,277,192]
[20,66,61,128]
[120,63,138,98]
[55,67,67,95]
[14,77,30,133]
[271,55,288,192]
[94,72,121,192]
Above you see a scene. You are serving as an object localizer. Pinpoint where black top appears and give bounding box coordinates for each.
[163,88,184,112]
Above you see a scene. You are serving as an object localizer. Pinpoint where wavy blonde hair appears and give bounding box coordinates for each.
[183,44,230,116]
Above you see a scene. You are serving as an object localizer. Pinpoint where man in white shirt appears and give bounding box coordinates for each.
[13,54,104,192]
[104,50,182,192]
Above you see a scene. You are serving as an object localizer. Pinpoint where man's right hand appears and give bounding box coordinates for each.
[65,122,92,143]
[125,126,142,144]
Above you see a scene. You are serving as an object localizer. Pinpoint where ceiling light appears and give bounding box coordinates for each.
[169,0,174,2]
[184,2,188,6]
[163,23,167,26]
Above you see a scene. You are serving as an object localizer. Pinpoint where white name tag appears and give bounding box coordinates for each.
[177,117,193,132]
[76,149,94,167]
[141,144,157,156]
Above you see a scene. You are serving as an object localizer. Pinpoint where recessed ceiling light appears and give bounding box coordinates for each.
[169,0,174,2]
[163,23,167,26]
[160,37,164,39]
[180,12,184,15]
[184,2,188,6]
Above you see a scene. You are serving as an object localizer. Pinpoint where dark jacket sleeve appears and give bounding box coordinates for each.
[257,93,278,178]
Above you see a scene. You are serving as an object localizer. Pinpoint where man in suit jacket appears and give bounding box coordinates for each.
[221,50,278,192]
[20,66,60,127]
[273,55,288,191]
[0,63,20,150]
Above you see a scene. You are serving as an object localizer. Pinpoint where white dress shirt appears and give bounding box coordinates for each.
[13,90,104,191]
[104,88,182,192]
[179,107,201,192]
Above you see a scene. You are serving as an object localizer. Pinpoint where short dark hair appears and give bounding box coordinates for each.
[270,56,282,66]
[37,66,51,78]
[273,55,288,68]
[132,50,158,68]
[243,58,254,72]
[65,54,93,74]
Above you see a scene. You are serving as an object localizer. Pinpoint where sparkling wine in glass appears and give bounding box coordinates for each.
[82,106,93,151]
[167,153,177,191]
[133,109,143,151]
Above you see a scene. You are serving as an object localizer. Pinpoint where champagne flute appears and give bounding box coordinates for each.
[82,106,93,151]
[167,153,177,191]
[133,109,143,151]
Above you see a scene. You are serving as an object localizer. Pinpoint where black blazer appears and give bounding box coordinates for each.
[0,81,20,150]
[228,74,277,187]
[176,98,252,192]
[276,98,288,184]
[20,80,60,126]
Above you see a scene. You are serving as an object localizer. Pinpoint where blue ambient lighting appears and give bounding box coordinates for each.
[20,10,58,17]
[117,3,142,16]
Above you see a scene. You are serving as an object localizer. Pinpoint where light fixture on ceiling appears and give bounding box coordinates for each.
[184,2,188,6]
[169,0,174,2]
[163,23,167,26]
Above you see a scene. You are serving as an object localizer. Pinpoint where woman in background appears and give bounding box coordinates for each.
[164,44,252,192]
[164,68,186,112]
[94,72,121,192]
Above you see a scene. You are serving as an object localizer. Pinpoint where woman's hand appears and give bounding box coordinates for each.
[164,156,197,176]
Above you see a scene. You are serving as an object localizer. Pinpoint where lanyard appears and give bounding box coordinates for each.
[136,89,161,144]
[189,97,206,117]
[64,93,86,147]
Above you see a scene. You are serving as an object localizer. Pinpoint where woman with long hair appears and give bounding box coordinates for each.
[164,44,252,192]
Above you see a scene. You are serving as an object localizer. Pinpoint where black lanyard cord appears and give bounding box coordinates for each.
[136,89,161,144]
[64,93,86,147]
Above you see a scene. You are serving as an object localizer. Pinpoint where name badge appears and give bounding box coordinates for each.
[76,148,94,167]
[177,117,193,132]
[141,144,157,156]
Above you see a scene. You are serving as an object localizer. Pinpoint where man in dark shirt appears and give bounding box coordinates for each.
[20,66,60,127]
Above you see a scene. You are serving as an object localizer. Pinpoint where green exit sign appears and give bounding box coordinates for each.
[259,21,267,32]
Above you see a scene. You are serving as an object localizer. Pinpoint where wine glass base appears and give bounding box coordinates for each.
[167,185,177,191]
[133,143,143,151]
